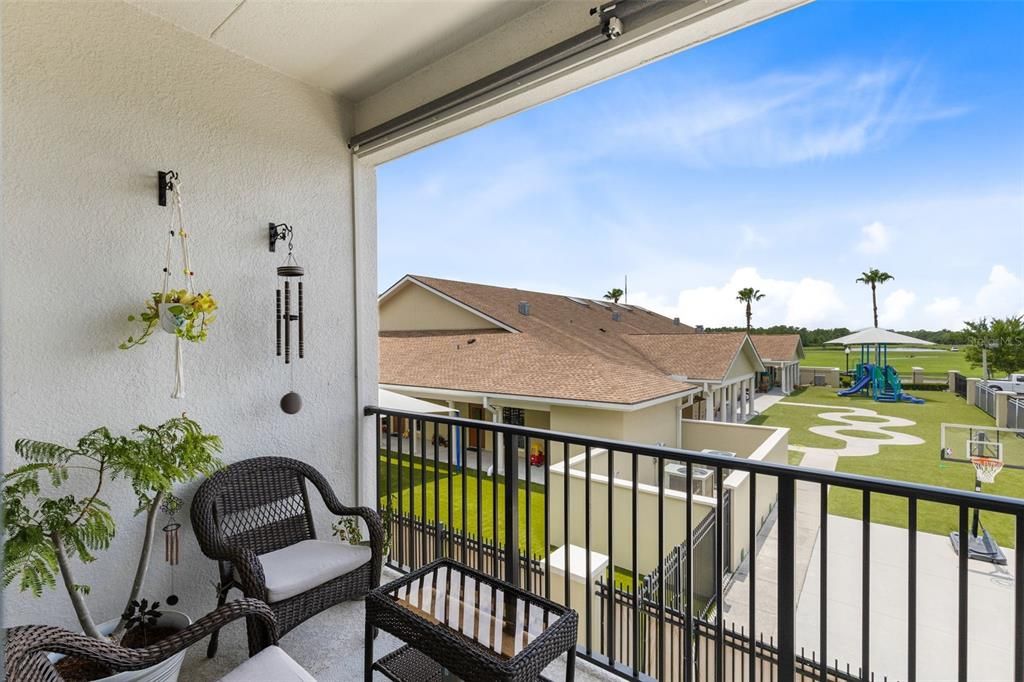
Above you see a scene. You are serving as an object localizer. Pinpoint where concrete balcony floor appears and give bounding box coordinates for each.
[182,569,616,682]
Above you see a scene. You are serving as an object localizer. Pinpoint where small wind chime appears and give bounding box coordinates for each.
[161,495,183,606]
[270,223,305,414]
[120,171,218,398]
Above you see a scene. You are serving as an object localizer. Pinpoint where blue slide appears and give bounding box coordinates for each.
[838,372,872,396]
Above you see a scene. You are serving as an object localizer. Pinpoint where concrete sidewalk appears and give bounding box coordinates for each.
[796,516,1016,682]
[722,450,836,638]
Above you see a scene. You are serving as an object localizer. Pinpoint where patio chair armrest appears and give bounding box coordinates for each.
[5,599,278,679]
[328,504,384,586]
[228,546,270,601]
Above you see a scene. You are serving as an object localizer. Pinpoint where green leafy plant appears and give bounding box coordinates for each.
[964,316,1024,379]
[331,517,363,545]
[120,289,218,350]
[2,416,222,641]
[122,598,162,632]
[336,495,395,554]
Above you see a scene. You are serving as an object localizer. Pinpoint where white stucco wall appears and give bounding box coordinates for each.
[1,2,360,629]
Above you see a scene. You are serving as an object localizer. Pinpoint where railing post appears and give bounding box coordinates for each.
[504,431,520,587]
[777,475,796,679]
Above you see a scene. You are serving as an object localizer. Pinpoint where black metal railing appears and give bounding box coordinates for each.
[365,405,1024,682]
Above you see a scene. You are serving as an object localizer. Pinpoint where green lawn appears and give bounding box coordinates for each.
[378,454,638,588]
[801,346,980,376]
[750,386,1024,548]
[378,454,548,557]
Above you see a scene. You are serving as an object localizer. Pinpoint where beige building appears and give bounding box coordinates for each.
[379,276,770,466]
[751,334,805,394]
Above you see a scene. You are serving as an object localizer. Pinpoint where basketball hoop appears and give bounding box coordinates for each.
[971,456,1003,484]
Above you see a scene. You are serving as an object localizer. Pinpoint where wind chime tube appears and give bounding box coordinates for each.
[164,522,180,566]
[284,280,291,364]
[276,289,282,356]
[298,281,304,359]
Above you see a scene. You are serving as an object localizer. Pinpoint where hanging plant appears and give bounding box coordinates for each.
[120,289,218,349]
[118,173,215,398]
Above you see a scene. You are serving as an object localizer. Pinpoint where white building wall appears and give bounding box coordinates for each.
[2,2,360,629]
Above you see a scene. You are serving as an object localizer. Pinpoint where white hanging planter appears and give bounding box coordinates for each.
[47,611,192,682]
[158,303,188,335]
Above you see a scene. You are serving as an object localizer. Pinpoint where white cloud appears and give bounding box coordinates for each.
[974,265,1024,317]
[613,62,965,167]
[924,297,963,328]
[878,288,917,326]
[856,221,890,254]
[630,267,845,328]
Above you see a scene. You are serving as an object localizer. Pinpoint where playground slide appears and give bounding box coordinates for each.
[838,373,872,396]
[900,393,925,405]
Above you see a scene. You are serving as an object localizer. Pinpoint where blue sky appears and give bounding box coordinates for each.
[378,0,1024,330]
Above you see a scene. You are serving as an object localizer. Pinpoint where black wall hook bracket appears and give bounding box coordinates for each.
[158,170,178,207]
[269,223,293,252]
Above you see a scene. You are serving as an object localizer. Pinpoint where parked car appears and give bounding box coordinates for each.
[985,373,1024,394]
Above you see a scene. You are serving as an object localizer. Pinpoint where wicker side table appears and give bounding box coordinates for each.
[365,559,577,682]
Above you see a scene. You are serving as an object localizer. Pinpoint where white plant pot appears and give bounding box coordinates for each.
[47,611,192,682]
[158,303,187,335]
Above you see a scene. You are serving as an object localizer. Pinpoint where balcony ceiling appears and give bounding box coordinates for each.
[132,0,548,101]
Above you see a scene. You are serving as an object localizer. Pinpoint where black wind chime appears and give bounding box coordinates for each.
[161,495,183,606]
[270,223,305,414]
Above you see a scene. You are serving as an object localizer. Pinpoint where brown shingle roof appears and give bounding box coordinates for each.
[623,332,749,381]
[380,332,695,405]
[750,334,804,362]
[379,275,756,405]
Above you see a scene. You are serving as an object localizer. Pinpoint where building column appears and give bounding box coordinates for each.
[744,377,753,418]
[732,382,741,423]
[717,387,727,422]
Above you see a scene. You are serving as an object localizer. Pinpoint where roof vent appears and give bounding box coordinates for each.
[518,301,530,316]
[599,327,607,333]
[673,317,680,326]
[612,312,622,322]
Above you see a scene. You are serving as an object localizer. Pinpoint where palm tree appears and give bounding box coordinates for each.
[855,268,894,327]
[736,287,765,332]
[604,288,624,304]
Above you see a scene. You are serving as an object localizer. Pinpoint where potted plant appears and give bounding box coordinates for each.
[119,289,218,350]
[2,415,222,682]
[333,494,395,557]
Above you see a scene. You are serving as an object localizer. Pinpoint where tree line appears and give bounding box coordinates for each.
[703,325,970,347]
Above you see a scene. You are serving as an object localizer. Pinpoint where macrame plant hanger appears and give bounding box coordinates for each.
[159,176,197,399]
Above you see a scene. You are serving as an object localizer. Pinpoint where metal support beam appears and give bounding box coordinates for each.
[503,431,520,587]
[778,475,796,679]
[349,0,711,153]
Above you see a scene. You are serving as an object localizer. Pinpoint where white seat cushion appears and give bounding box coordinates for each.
[218,645,316,682]
[257,540,372,603]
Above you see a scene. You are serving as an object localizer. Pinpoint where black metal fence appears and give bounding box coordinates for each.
[954,372,967,399]
[366,405,1024,682]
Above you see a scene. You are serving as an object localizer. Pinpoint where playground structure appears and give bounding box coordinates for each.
[826,328,927,404]
[939,423,1024,564]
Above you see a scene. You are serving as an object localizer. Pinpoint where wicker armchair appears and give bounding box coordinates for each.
[191,456,383,657]
[4,599,290,682]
